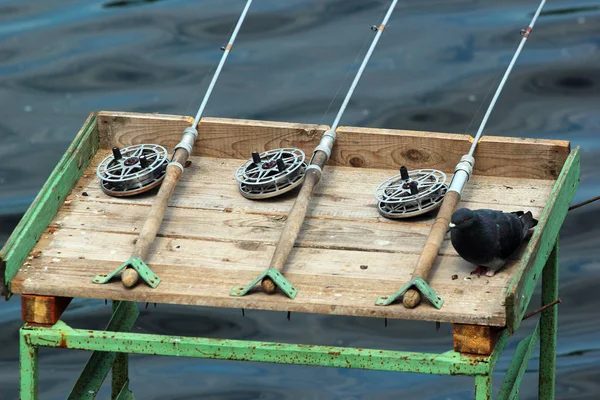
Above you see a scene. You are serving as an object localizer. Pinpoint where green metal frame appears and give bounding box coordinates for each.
[18,241,560,399]
[1,113,99,299]
[4,111,576,399]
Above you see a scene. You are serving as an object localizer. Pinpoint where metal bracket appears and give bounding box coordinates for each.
[230,267,297,299]
[92,257,161,288]
[375,277,444,309]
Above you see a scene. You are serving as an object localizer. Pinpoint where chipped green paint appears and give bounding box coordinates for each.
[0,113,99,298]
[539,241,559,399]
[230,267,297,299]
[475,374,492,400]
[18,239,562,399]
[22,321,498,376]
[506,148,579,334]
[497,322,541,400]
[20,331,39,400]
[68,301,139,400]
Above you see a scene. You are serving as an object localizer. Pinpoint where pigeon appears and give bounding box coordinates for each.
[448,208,538,277]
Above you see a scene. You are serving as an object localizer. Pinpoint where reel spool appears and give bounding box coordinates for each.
[96,144,169,197]
[235,148,307,199]
[375,166,448,219]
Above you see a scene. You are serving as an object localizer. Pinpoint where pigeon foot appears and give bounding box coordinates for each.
[485,269,496,277]
[470,266,485,276]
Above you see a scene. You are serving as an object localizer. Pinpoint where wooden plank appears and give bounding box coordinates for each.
[453,324,501,355]
[21,294,72,325]
[0,113,98,298]
[337,126,570,179]
[50,199,536,261]
[97,111,193,150]
[77,155,551,223]
[96,112,570,178]
[505,148,580,334]
[13,256,508,326]
[12,223,515,325]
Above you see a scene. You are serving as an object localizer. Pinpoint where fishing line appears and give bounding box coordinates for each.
[98,0,255,289]
[183,9,239,118]
[251,0,400,295]
[317,5,388,127]
[235,1,397,200]
[468,0,547,157]
[462,35,523,136]
[400,0,549,309]
[97,0,254,200]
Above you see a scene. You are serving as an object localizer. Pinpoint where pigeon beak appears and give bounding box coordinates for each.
[448,222,456,229]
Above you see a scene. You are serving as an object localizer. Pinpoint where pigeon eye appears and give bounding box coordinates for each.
[461,218,466,223]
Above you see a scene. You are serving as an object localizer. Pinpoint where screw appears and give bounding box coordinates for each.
[112,147,122,160]
[371,25,378,31]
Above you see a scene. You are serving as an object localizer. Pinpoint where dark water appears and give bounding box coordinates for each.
[1,0,599,398]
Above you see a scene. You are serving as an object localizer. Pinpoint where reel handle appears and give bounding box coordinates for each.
[403,190,461,308]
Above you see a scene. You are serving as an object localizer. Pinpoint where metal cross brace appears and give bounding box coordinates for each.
[375,276,444,308]
[230,267,297,299]
[92,256,161,288]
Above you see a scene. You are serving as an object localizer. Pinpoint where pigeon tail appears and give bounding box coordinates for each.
[520,211,538,230]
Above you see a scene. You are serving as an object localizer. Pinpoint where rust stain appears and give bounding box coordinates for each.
[59,332,67,348]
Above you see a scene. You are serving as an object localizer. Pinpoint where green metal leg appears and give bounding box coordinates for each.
[20,328,39,400]
[539,240,559,399]
[475,375,492,400]
[112,301,134,400]
[67,300,138,399]
[498,322,541,400]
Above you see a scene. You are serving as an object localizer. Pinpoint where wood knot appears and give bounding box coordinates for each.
[402,149,427,163]
[349,157,365,168]
[402,289,421,308]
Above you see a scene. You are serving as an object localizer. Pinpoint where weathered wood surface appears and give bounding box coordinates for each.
[97,112,570,179]
[21,295,72,325]
[453,324,501,355]
[11,152,557,326]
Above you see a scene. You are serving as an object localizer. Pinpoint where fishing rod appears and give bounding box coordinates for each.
[248,0,400,295]
[94,0,254,289]
[402,0,548,308]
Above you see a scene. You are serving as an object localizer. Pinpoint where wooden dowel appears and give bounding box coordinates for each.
[121,149,188,288]
[262,151,328,293]
[403,190,462,308]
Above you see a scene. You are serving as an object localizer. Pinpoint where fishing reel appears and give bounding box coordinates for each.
[97,144,169,197]
[374,166,448,219]
[235,148,307,199]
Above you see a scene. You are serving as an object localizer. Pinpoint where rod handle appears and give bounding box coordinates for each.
[122,268,139,288]
[404,190,461,308]
[120,149,187,289]
[261,151,328,294]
